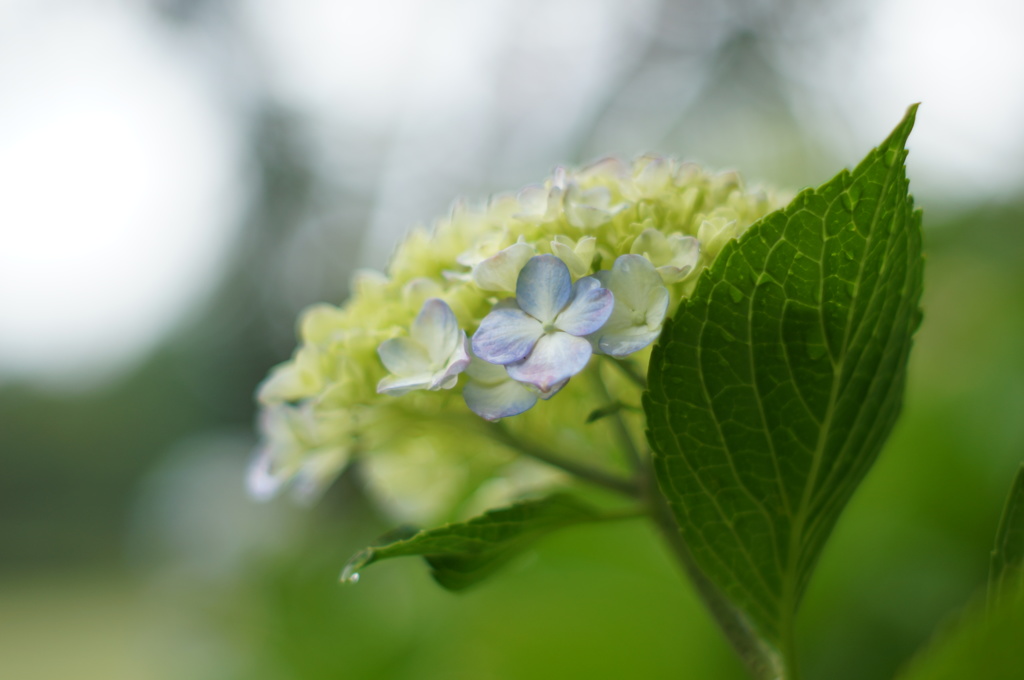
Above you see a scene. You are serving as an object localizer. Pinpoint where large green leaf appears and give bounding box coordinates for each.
[645,106,923,650]
[989,463,1024,607]
[342,494,604,591]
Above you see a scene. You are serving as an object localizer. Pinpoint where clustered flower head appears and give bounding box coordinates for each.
[252,155,786,520]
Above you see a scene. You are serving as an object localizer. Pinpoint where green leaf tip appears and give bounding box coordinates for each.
[341,494,605,591]
[989,463,1024,608]
[644,104,923,663]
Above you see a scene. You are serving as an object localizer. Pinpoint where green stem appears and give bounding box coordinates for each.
[644,471,786,680]
[778,623,802,680]
[483,421,641,499]
[589,369,644,474]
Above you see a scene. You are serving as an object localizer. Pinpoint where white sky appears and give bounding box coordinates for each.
[0,0,1022,388]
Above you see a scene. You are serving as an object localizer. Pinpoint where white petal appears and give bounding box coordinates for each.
[472,241,536,292]
[377,371,435,395]
[463,377,538,421]
[507,333,591,392]
[472,306,543,364]
[377,337,431,376]
[516,254,572,324]
[429,332,470,390]
[645,285,670,328]
[598,328,663,357]
[555,276,614,336]
[606,254,663,311]
[412,299,461,366]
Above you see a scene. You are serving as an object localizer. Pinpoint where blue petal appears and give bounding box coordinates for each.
[472,305,543,364]
[555,276,614,336]
[516,254,571,324]
[507,332,591,392]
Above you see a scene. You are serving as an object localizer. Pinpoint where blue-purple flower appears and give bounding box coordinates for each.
[472,254,614,394]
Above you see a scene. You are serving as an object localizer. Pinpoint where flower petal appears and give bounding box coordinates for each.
[554,276,614,336]
[516,254,572,324]
[429,332,470,390]
[472,241,536,292]
[377,336,431,376]
[590,255,670,357]
[412,299,461,366]
[465,351,512,384]
[604,254,663,310]
[472,305,543,364]
[507,332,591,392]
[377,371,436,395]
[645,285,670,328]
[463,375,538,421]
[598,327,663,357]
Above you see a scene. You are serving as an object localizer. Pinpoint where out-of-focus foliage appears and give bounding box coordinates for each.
[3,1,1024,679]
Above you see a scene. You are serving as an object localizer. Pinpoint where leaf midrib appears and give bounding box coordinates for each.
[781,144,908,611]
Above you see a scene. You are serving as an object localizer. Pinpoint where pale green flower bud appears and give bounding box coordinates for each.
[550,235,597,279]
[698,215,743,259]
[630,227,700,284]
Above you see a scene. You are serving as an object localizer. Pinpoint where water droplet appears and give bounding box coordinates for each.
[340,564,362,584]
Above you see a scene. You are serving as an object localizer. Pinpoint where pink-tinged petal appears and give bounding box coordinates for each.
[516,254,571,324]
[472,306,543,364]
[507,333,592,392]
[412,299,461,366]
[463,377,538,421]
[377,337,431,376]
[533,378,568,400]
[429,332,470,390]
[555,276,614,336]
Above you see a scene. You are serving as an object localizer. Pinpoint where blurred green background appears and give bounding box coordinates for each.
[2,1,1024,679]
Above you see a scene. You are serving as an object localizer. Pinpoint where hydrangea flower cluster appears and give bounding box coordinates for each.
[252,156,785,521]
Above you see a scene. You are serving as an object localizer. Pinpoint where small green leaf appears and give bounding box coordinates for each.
[645,105,923,654]
[342,494,605,590]
[989,463,1024,608]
